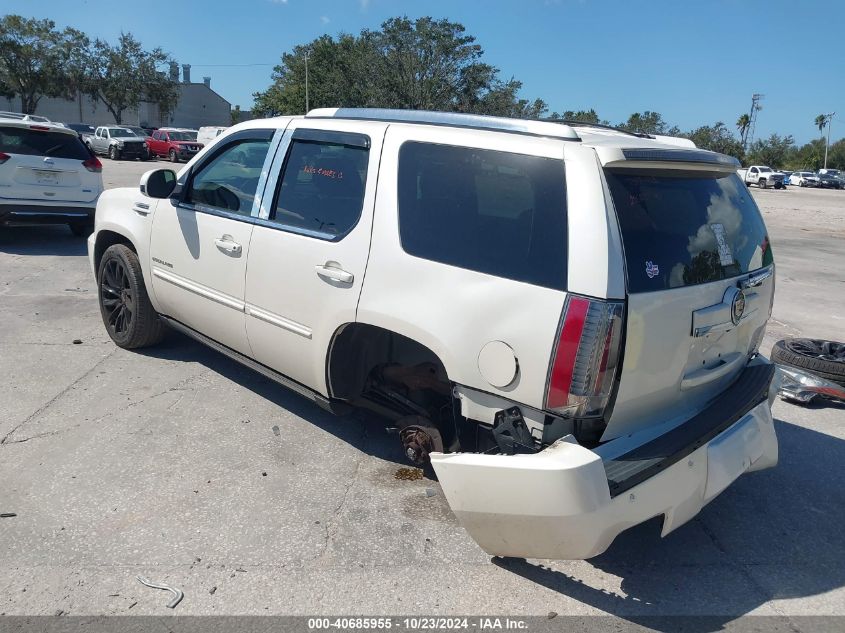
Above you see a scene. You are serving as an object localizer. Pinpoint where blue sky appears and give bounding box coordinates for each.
[8,0,843,143]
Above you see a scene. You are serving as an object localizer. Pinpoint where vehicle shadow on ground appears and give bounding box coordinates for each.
[136,330,411,466]
[493,417,845,630]
[0,224,88,256]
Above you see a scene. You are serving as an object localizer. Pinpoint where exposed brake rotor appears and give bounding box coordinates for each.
[397,416,444,465]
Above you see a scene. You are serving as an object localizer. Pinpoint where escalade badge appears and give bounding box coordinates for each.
[731,288,746,325]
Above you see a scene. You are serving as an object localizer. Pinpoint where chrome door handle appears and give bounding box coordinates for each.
[214,235,242,255]
[315,264,354,284]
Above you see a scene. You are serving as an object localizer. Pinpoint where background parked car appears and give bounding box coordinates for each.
[789,171,819,187]
[197,125,228,147]
[64,123,97,139]
[146,129,203,162]
[0,119,102,235]
[87,126,150,161]
[817,173,841,189]
[121,126,153,159]
[744,165,785,188]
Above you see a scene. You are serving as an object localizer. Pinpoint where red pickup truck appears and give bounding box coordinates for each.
[147,129,203,163]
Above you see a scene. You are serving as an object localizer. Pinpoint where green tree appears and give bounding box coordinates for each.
[253,17,547,117]
[555,109,607,124]
[83,33,178,124]
[618,111,667,135]
[687,122,744,159]
[0,15,87,113]
[736,113,751,146]
[747,133,795,169]
[815,113,831,136]
[231,105,242,125]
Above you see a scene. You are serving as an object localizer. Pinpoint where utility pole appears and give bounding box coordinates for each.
[744,93,763,152]
[304,52,309,114]
[823,112,835,169]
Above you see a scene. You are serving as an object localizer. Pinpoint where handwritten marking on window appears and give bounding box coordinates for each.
[303,165,344,180]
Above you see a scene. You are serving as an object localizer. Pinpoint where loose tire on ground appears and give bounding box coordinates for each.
[771,338,845,386]
[97,244,165,349]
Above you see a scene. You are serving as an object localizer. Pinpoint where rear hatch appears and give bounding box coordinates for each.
[601,164,774,441]
[0,124,101,203]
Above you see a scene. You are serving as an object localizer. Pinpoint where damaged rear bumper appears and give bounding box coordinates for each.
[430,361,778,560]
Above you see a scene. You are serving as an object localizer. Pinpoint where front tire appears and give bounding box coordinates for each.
[169,149,178,163]
[109,146,119,160]
[97,244,165,349]
[759,178,767,189]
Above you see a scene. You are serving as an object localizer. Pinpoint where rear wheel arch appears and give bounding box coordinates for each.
[325,323,452,401]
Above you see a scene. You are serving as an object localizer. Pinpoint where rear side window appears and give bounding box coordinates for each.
[0,126,90,160]
[398,142,568,291]
[606,172,773,293]
[271,139,369,239]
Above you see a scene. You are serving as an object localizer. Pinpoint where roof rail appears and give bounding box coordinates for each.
[551,119,647,138]
[306,108,581,141]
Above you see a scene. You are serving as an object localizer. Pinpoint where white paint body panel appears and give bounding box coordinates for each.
[244,119,388,394]
[357,123,568,409]
[431,396,777,560]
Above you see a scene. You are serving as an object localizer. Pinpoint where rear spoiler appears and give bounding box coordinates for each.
[596,147,741,174]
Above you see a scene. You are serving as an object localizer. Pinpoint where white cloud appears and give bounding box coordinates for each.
[320,15,330,24]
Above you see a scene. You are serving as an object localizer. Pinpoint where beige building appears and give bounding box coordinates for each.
[1,64,231,129]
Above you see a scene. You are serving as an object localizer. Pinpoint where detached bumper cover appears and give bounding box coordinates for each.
[431,362,777,560]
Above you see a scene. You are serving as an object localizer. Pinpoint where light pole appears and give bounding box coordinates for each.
[823,112,835,170]
[304,52,309,114]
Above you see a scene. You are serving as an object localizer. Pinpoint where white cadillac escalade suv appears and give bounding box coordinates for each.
[88,109,778,560]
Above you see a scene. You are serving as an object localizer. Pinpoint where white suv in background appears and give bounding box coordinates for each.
[88,109,778,560]
[0,120,103,235]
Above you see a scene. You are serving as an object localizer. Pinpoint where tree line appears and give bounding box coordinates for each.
[0,14,179,124]
[254,16,842,171]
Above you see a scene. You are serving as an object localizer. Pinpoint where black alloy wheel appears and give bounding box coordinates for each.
[100,256,134,339]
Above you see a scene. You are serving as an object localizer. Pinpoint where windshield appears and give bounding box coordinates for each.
[109,128,136,138]
[169,131,194,141]
[606,171,773,293]
[759,167,772,172]
[126,127,148,136]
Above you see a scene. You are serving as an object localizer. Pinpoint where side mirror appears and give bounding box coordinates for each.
[140,168,177,199]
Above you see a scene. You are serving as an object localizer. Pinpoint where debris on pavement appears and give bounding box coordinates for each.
[0,513,17,518]
[394,467,424,481]
[272,425,280,437]
[136,575,184,609]
[72,339,82,345]
[209,586,217,595]
[776,365,845,405]
[425,487,437,497]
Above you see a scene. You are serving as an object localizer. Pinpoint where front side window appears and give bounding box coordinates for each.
[397,142,568,290]
[270,139,369,239]
[186,138,271,216]
[606,171,773,293]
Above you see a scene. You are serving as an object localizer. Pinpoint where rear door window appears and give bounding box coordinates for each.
[0,126,90,160]
[397,142,568,291]
[270,136,369,240]
[605,171,773,293]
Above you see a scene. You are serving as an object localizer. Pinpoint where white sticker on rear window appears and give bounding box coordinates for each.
[710,223,734,266]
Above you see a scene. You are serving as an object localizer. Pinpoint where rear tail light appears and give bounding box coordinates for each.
[0,152,9,165]
[545,295,624,419]
[82,157,102,173]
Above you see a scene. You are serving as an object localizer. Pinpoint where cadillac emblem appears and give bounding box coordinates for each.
[730,288,746,325]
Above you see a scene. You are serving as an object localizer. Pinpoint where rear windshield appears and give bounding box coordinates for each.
[606,172,773,293]
[0,126,90,160]
[398,141,568,290]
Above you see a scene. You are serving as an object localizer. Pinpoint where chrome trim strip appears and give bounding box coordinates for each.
[151,267,244,312]
[742,267,774,289]
[244,304,312,339]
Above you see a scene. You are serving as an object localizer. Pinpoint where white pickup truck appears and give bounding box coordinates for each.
[739,165,786,189]
[86,126,150,161]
